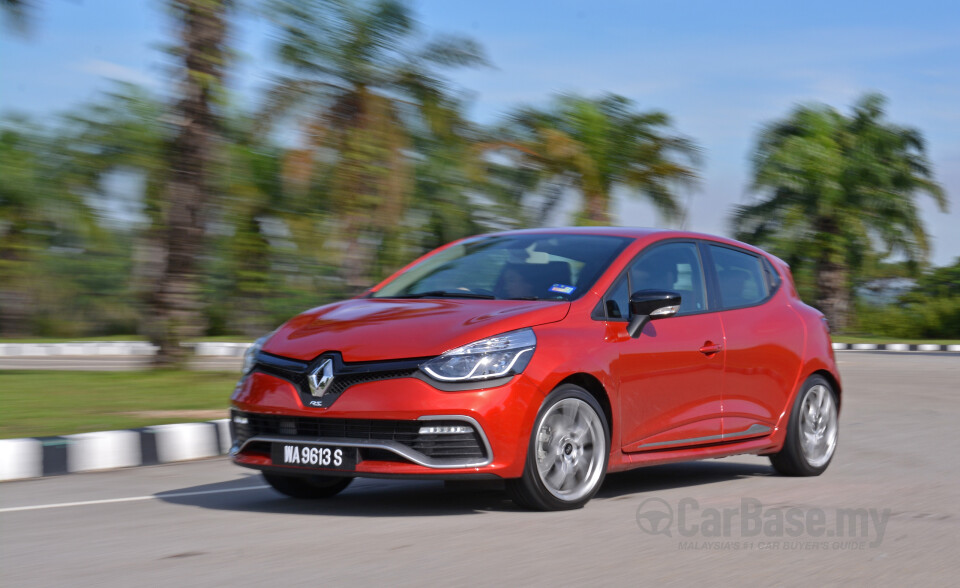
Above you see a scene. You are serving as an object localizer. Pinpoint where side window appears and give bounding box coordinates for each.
[708,245,770,308]
[603,275,630,319]
[628,242,707,315]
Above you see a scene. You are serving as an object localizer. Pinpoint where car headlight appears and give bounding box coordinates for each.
[421,328,536,382]
[241,335,267,375]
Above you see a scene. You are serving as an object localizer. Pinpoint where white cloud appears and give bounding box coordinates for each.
[75,59,157,87]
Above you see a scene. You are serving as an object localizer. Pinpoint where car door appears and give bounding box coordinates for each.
[703,243,804,439]
[603,241,726,453]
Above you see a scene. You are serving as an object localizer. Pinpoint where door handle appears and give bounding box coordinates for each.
[699,342,723,355]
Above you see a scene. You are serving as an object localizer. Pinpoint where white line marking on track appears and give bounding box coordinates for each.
[0,484,270,513]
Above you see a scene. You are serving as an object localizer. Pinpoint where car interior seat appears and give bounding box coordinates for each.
[494,261,573,299]
[718,268,750,305]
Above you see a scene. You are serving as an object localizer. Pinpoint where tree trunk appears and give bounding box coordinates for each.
[149,0,229,366]
[329,92,412,292]
[0,287,31,337]
[815,258,851,331]
[813,217,851,331]
[582,190,610,225]
[537,173,572,225]
[0,228,32,337]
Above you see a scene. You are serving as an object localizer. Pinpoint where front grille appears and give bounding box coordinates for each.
[253,352,424,408]
[231,412,487,461]
[324,370,419,396]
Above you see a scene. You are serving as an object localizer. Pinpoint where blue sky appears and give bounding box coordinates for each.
[2,0,958,265]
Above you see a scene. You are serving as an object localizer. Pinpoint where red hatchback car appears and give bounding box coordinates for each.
[230,228,840,510]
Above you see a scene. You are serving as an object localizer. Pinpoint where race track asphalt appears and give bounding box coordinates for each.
[2,353,958,586]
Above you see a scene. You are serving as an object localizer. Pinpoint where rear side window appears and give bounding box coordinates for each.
[708,245,770,308]
[762,257,782,292]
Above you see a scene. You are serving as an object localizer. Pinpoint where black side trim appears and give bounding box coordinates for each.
[256,353,309,372]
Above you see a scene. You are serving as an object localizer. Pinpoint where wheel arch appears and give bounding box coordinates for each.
[556,372,614,437]
[811,368,842,412]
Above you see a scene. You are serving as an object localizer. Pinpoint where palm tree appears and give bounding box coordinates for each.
[262,0,486,288]
[733,93,947,331]
[493,94,700,225]
[61,86,326,339]
[149,0,231,365]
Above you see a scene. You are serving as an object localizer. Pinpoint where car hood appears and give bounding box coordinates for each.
[262,298,570,362]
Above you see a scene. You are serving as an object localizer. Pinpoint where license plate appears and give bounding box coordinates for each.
[271,443,358,471]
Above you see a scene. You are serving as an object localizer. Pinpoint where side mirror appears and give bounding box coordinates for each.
[626,290,681,338]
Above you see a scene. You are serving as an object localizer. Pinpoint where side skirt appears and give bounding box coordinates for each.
[608,435,779,472]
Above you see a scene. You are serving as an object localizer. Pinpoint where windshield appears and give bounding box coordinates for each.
[371,234,632,301]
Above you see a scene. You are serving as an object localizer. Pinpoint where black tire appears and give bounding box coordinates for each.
[507,384,610,511]
[262,472,353,499]
[770,374,839,476]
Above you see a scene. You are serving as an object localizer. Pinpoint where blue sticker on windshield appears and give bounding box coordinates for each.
[549,284,576,295]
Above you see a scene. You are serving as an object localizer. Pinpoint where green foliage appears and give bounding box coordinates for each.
[262,0,488,289]
[852,257,960,339]
[0,116,118,336]
[854,297,960,339]
[495,93,700,225]
[910,258,960,298]
[60,84,170,227]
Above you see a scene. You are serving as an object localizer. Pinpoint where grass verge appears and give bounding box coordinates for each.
[0,370,239,439]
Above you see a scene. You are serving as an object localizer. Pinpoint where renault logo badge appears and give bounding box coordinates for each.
[308,358,334,397]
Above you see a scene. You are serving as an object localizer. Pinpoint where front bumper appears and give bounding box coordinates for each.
[231,412,493,468]
[229,370,541,479]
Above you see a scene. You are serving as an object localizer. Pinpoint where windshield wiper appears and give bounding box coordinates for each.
[390,290,495,300]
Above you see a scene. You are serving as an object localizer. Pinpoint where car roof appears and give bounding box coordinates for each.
[486,226,665,238]
[484,226,757,248]
[477,226,784,264]
[371,226,791,298]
